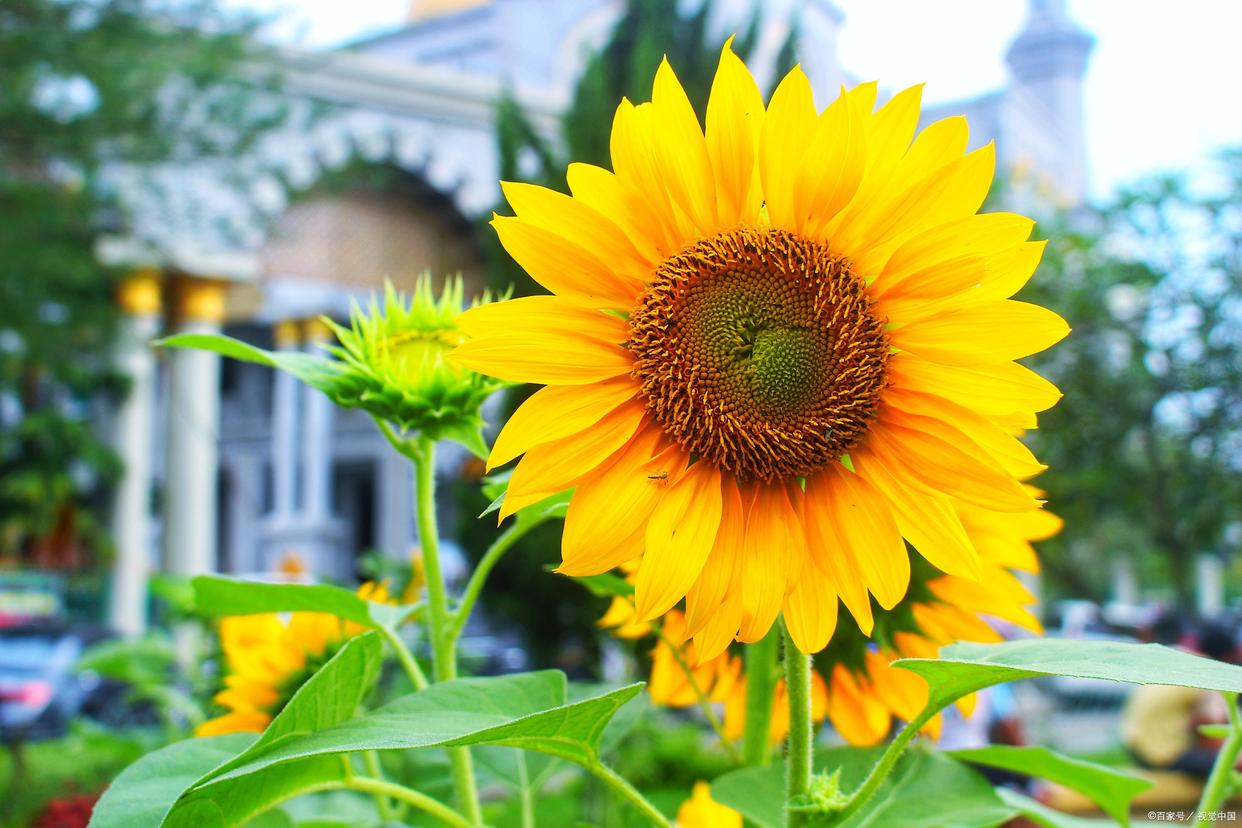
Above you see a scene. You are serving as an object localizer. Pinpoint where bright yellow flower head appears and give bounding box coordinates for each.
[453,43,1066,656]
[196,583,391,737]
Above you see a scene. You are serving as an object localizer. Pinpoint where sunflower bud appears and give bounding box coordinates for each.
[327,275,507,457]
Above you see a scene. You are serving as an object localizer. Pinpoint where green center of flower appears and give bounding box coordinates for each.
[628,227,890,482]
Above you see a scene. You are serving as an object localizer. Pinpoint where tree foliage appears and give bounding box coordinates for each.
[1025,150,1242,606]
[0,0,279,564]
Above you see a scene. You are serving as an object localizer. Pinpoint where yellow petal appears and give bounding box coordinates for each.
[782,559,839,654]
[854,446,981,579]
[501,180,656,276]
[503,400,646,519]
[817,464,910,610]
[887,354,1062,419]
[759,66,817,232]
[736,483,800,642]
[684,478,745,636]
[452,296,633,385]
[797,85,865,237]
[610,99,696,251]
[883,389,1047,480]
[875,212,1035,296]
[491,215,642,309]
[871,409,1040,513]
[650,58,718,234]
[803,471,875,635]
[560,428,685,575]
[488,376,639,471]
[565,161,665,261]
[889,300,1070,365]
[635,462,724,621]
[705,39,765,227]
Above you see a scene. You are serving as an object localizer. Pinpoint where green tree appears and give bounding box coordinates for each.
[1024,150,1242,608]
[0,0,281,565]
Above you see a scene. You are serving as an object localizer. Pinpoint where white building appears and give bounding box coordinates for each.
[104,0,1094,633]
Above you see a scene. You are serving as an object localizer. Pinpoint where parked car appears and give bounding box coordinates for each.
[0,623,108,741]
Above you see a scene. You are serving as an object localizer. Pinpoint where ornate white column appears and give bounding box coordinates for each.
[270,319,302,517]
[164,277,228,577]
[301,319,335,521]
[107,269,161,636]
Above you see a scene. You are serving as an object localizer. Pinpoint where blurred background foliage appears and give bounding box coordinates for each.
[1024,151,1242,607]
[0,0,283,567]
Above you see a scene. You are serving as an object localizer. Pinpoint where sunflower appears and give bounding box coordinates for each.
[196,583,392,736]
[453,42,1066,657]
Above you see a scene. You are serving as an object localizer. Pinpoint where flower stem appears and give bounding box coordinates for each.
[413,437,482,826]
[376,623,429,691]
[783,623,813,828]
[361,751,396,821]
[743,625,779,766]
[344,775,473,828]
[1195,692,1242,828]
[447,521,531,643]
[587,760,674,828]
[829,702,937,825]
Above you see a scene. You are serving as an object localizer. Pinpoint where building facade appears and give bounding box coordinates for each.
[104,0,1094,633]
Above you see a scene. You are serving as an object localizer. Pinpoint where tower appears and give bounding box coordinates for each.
[1005,0,1095,203]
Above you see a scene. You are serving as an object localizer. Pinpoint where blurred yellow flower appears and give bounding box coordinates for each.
[454,41,1065,656]
[196,582,392,737]
[676,781,741,828]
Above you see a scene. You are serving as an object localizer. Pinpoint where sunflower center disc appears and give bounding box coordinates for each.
[628,227,890,482]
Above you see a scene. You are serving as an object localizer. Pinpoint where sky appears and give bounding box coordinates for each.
[227,0,1242,202]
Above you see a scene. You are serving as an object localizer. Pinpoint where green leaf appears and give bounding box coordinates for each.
[198,634,383,786]
[166,757,350,828]
[76,635,178,685]
[563,570,634,599]
[711,747,1015,828]
[897,638,1242,716]
[199,671,642,785]
[949,745,1151,826]
[157,635,382,827]
[479,470,571,526]
[995,789,1123,828]
[191,576,415,629]
[88,734,255,828]
[159,334,347,400]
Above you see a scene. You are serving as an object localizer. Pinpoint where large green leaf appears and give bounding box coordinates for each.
[897,638,1242,715]
[88,734,255,828]
[167,757,350,828]
[950,745,1150,826]
[192,576,415,629]
[199,671,642,784]
[160,334,347,400]
[711,746,1014,828]
[996,789,1132,828]
[200,633,384,785]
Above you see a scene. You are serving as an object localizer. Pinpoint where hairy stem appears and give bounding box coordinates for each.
[1195,692,1242,828]
[829,702,938,825]
[784,623,813,827]
[413,438,481,825]
[743,626,779,766]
